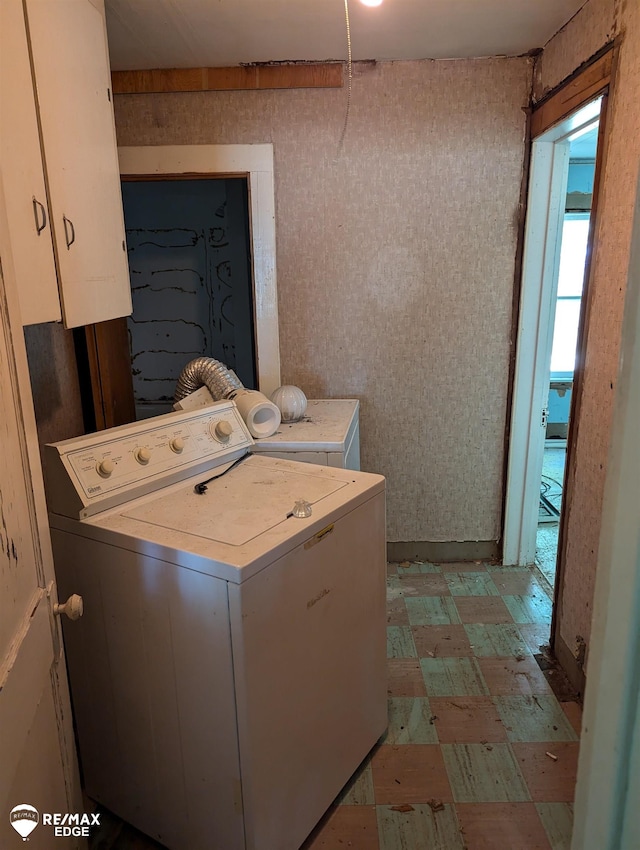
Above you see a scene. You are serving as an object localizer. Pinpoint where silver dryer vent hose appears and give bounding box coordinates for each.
[174,357,244,402]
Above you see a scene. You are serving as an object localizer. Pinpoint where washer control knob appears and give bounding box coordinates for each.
[170,437,185,454]
[135,446,151,465]
[96,458,114,478]
[214,420,234,442]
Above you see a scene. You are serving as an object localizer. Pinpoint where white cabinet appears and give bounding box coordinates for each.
[0,0,61,324]
[0,0,132,328]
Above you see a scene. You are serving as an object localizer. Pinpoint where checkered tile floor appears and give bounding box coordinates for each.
[302,561,580,850]
[91,561,580,850]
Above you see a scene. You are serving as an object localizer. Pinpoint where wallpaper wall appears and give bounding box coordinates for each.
[114,57,532,544]
[533,0,617,102]
[534,0,639,672]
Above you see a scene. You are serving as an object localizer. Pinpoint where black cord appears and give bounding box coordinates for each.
[540,492,561,518]
[540,473,563,517]
[541,473,564,491]
[194,452,251,494]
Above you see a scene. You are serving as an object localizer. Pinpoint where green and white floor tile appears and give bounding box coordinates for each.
[304,560,580,850]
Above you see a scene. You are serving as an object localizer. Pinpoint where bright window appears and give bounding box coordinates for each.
[550,213,590,377]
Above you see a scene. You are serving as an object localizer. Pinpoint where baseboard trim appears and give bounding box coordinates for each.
[554,633,586,699]
[387,540,500,563]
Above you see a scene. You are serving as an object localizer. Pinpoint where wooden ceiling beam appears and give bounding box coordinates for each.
[111,63,344,94]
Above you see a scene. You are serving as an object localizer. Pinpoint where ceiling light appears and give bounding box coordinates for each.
[360,0,383,6]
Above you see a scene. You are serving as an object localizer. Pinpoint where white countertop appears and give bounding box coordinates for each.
[252,399,359,452]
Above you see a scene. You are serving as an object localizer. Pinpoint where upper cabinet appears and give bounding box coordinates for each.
[1,0,132,328]
[1,0,61,323]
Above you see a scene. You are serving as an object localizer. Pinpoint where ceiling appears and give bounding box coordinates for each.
[570,126,599,160]
[105,0,587,72]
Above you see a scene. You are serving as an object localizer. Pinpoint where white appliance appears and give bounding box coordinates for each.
[252,399,360,470]
[44,400,386,850]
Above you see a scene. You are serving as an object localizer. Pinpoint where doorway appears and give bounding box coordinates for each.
[504,94,604,578]
[118,144,281,400]
[80,145,281,432]
[121,176,256,420]
[536,130,598,585]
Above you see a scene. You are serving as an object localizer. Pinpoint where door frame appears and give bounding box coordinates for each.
[502,131,571,566]
[503,100,601,566]
[503,48,616,579]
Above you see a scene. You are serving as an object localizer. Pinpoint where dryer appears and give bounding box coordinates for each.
[252,398,360,470]
[44,400,386,850]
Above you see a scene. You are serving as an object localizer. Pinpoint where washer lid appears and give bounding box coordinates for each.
[122,460,348,547]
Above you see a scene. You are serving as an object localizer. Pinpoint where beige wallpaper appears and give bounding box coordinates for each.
[535,0,640,669]
[114,58,532,543]
[533,0,617,102]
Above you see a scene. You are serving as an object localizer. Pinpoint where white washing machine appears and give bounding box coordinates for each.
[252,399,360,470]
[44,400,386,850]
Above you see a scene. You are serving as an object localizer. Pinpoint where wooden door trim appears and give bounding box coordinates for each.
[84,317,136,431]
[531,41,618,138]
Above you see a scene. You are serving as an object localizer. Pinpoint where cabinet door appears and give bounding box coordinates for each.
[25,0,132,328]
[0,172,83,848]
[0,0,61,324]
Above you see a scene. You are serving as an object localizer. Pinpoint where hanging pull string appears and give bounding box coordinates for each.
[334,0,353,162]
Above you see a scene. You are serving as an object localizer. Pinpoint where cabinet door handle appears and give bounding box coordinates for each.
[63,215,76,249]
[32,197,47,235]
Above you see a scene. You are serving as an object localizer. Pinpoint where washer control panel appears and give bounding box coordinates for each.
[44,401,254,519]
